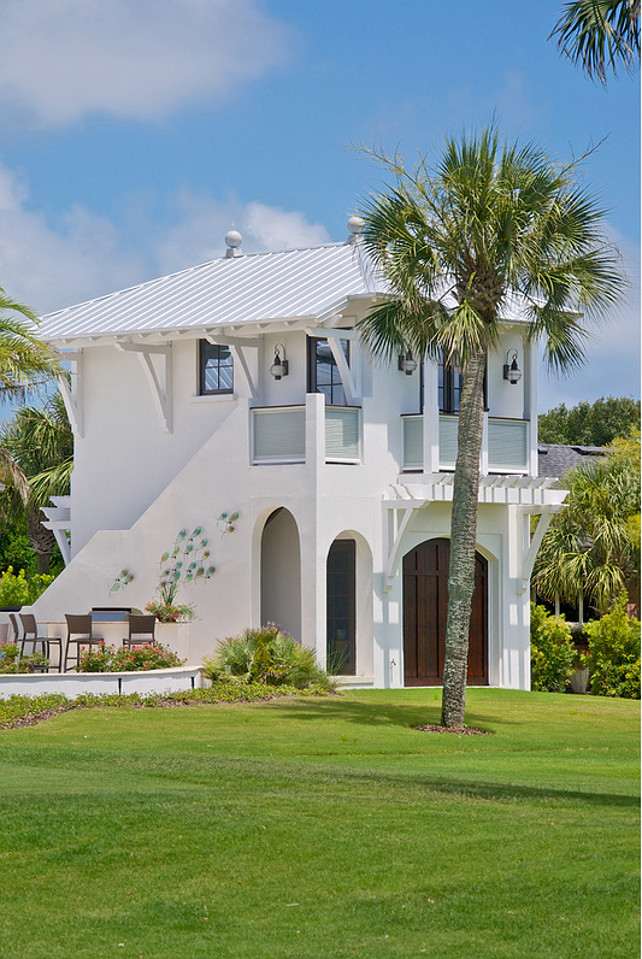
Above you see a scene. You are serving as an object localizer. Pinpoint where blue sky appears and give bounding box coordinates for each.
[0,0,639,411]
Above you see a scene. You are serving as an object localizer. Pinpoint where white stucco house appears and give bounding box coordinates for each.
[32,220,567,689]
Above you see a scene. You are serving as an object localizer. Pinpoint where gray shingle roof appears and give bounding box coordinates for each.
[538,444,611,479]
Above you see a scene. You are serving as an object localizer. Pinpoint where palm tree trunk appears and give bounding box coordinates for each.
[441,346,487,727]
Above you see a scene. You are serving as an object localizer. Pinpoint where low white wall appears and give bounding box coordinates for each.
[0,664,204,701]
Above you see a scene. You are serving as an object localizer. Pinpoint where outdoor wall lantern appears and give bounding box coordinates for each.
[503,349,522,384]
[270,344,289,380]
[398,350,418,375]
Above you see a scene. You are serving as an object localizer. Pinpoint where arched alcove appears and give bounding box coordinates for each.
[260,507,301,640]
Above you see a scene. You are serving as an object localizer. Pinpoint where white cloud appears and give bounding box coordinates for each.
[0,162,330,315]
[155,192,330,274]
[0,0,293,127]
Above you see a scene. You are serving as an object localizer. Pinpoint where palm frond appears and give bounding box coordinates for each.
[358,126,624,381]
[550,0,641,82]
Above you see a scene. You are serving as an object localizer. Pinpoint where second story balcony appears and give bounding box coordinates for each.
[251,397,361,466]
[402,412,533,474]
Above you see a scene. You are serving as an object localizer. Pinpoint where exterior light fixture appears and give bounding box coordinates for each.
[503,349,522,384]
[270,344,289,380]
[398,350,418,375]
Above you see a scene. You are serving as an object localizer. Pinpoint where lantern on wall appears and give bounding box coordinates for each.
[270,344,289,380]
[398,350,418,375]
[503,349,522,384]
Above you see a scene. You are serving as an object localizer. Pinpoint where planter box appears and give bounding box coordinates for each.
[569,667,589,694]
[0,664,204,701]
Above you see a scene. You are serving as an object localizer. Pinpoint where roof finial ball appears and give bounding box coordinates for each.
[346,213,365,245]
[225,226,243,258]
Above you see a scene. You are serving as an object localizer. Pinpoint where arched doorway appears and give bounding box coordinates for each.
[403,538,488,686]
[260,508,301,640]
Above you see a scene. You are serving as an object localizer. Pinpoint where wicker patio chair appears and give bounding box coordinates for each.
[63,614,104,672]
[8,612,20,644]
[19,614,62,673]
[123,614,157,649]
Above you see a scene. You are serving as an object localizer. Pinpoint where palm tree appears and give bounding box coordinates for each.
[534,430,640,614]
[0,287,61,399]
[358,127,623,726]
[0,389,73,573]
[550,0,640,82]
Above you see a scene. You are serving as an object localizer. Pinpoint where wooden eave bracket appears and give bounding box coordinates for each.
[384,503,417,591]
[519,504,563,594]
[115,341,173,433]
[57,350,84,438]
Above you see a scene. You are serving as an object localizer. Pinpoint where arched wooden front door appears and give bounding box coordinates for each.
[403,538,488,686]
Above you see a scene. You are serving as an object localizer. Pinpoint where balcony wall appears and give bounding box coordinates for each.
[251,401,361,465]
[402,414,530,473]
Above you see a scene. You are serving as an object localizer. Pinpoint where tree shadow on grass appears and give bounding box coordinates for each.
[269,695,507,733]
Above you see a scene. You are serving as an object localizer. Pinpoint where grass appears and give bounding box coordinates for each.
[0,688,638,958]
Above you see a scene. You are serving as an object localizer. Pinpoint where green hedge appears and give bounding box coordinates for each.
[530,603,575,692]
[585,596,641,699]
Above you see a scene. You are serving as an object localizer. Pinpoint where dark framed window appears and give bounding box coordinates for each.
[438,355,463,414]
[308,336,350,406]
[199,341,233,395]
[326,539,356,675]
[436,351,487,413]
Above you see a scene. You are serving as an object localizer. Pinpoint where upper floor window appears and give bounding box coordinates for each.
[436,351,487,414]
[308,336,350,406]
[199,341,233,395]
[438,354,463,414]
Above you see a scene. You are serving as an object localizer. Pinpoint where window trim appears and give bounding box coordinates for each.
[307,335,351,406]
[199,340,234,396]
[435,351,488,414]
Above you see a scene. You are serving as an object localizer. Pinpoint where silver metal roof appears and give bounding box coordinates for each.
[37,238,537,345]
[38,242,384,344]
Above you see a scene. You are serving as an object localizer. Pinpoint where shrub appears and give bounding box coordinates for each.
[530,603,575,692]
[203,624,333,691]
[77,643,184,672]
[585,596,641,699]
[0,567,54,608]
[0,642,50,673]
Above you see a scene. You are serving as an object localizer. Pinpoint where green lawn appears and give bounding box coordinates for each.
[0,689,638,958]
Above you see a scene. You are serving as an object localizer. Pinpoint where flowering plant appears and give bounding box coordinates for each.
[77,642,184,672]
[0,642,50,673]
[144,600,194,623]
[573,647,592,670]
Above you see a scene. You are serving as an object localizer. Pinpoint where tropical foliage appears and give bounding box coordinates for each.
[0,388,73,573]
[585,595,641,697]
[550,0,640,82]
[358,127,623,726]
[203,624,332,690]
[530,604,576,692]
[538,395,640,446]
[0,567,54,608]
[0,287,60,399]
[533,427,640,614]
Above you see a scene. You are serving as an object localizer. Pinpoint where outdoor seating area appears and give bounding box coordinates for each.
[2,609,159,674]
